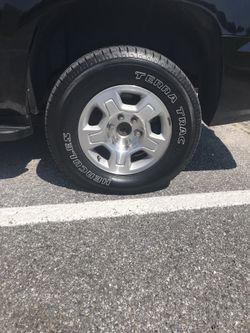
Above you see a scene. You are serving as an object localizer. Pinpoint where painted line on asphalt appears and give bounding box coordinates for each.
[0,190,250,227]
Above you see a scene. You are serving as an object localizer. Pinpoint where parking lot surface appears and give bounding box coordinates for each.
[0,122,250,332]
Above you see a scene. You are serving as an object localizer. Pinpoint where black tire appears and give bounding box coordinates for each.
[45,46,201,194]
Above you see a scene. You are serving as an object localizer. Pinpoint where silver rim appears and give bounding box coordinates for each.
[78,85,172,175]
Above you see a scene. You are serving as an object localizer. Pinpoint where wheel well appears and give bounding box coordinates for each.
[29,0,222,125]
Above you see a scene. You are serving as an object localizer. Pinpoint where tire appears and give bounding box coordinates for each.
[45,46,201,194]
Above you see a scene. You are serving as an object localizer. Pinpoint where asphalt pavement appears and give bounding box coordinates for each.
[0,121,249,332]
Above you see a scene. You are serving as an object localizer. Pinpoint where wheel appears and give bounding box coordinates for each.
[45,46,201,194]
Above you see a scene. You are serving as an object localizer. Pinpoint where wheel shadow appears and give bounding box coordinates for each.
[186,126,237,171]
[0,125,237,189]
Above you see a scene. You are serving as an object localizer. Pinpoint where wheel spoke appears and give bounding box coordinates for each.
[141,134,165,154]
[89,130,106,146]
[93,88,122,117]
[105,99,120,116]
[141,137,158,153]
[138,102,161,122]
[109,149,131,173]
[81,125,106,149]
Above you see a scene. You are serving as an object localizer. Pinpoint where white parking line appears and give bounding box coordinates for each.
[0,190,250,227]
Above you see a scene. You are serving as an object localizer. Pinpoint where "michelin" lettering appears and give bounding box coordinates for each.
[63,133,111,186]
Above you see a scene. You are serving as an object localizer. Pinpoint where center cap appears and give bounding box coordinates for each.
[117,122,132,136]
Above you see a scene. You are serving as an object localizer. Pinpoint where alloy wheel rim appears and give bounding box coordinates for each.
[78,85,172,175]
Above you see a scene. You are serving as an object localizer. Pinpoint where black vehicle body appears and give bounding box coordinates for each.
[0,0,250,142]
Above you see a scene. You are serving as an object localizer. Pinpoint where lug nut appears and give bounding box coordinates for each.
[118,114,124,121]
[134,129,143,137]
[108,123,115,130]
[131,116,138,124]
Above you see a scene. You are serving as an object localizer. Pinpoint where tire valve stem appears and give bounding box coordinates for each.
[97,155,101,162]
